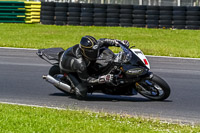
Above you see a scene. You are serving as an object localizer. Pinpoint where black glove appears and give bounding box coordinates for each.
[98,74,114,84]
[122,40,130,48]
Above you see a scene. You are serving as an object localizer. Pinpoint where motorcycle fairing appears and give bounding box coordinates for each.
[119,44,149,69]
[122,64,148,78]
[130,49,150,69]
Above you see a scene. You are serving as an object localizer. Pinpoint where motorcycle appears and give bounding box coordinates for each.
[37,43,170,101]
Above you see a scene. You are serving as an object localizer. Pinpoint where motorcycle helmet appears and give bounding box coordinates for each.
[79,35,99,61]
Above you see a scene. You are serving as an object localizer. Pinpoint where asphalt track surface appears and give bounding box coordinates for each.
[0,48,200,124]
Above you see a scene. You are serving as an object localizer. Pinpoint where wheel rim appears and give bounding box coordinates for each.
[136,80,164,99]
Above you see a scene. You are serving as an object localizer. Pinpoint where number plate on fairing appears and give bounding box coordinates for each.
[123,65,147,78]
[130,49,150,69]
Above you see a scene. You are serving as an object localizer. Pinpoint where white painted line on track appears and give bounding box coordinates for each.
[0,47,37,51]
[0,47,200,60]
[146,55,200,60]
[0,101,66,110]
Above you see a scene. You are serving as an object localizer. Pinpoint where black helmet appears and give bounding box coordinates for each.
[79,36,99,60]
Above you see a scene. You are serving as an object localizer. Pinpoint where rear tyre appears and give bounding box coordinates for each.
[136,75,170,101]
[49,65,60,76]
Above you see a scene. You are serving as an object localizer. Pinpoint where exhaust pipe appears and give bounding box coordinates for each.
[43,75,72,93]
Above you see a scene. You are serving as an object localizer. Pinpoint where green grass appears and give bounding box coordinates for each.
[0,103,200,133]
[0,23,200,58]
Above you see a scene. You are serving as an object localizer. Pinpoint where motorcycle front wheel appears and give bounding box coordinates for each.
[136,75,171,101]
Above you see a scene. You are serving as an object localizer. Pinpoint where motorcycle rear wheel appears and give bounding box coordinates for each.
[49,65,60,77]
[136,75,170,101]
[49,66,72,94]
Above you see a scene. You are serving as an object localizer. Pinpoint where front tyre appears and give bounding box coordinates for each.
[136,75,170,101]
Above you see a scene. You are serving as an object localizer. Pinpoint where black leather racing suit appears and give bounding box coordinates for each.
[59,38,119,97]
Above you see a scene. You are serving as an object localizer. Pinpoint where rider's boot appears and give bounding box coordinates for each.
[74,83,88,100]
[67,73,87,100]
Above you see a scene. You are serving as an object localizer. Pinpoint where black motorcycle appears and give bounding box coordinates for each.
[37,43,170,101]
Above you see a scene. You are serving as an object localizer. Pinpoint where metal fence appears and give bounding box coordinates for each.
[40,0,200,6]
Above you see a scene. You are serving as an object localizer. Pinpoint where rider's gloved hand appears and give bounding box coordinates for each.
[98,74,114,84]
[122,40,129,48]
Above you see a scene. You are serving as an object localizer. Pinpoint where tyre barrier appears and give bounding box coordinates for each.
[146,6,160,28]
[25,1,41,24]
[0,1,41,23]
[93,4,107,26]
[67,3,81,25]
[120,5,133,27]
[54,2,68,25]
[132,5,146,27]
[80,3,93,26]
[106,4,120,26]
[2,1,200,30]
[185,6,200,29]
[40,2,55,25]
[0,1,26,23]
[159,6,173,29]
[172,6,186,29]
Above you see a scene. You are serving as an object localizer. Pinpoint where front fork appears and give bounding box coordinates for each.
[135,72,156,95]
[135,71,154,84]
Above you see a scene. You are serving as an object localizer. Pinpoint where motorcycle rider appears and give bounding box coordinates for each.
[59,35,129,99]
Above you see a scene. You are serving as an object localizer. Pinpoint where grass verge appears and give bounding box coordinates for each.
[0,23,200,58]
[0,103,200,133]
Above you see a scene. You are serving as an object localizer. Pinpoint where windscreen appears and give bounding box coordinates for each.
[119,44,132,62]
[119,44,145,67]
